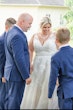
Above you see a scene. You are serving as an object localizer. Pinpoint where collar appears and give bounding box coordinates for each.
[59,44,69,49]
[14,24,25,34]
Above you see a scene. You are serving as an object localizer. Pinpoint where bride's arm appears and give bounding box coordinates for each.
[28,35,34,73]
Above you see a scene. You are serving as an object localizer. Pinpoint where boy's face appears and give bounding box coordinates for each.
[55,38,60,50]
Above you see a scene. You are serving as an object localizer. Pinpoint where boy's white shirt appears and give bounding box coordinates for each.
[59,43,69,49]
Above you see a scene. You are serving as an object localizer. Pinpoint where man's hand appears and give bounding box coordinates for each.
[26,77,32,85]
[2,77,6,83]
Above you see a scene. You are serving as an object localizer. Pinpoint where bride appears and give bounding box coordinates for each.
[21,16,59,109]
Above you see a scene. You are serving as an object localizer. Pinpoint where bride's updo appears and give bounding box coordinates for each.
[40,16,52,28]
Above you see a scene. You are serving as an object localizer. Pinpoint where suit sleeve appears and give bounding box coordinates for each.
[0,39,6,77]
[48,57,59,98]
[10,35,30,80]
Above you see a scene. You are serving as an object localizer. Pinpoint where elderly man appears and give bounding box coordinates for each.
[4,13,33,109]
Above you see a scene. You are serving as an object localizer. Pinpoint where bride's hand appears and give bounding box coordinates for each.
[56,79,59,86]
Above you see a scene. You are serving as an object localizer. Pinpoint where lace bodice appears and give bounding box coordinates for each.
[33,33,57,56]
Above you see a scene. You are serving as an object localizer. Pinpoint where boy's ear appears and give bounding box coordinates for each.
[55,38,60,49]
[55,38,59,44]
[5,25,8,30]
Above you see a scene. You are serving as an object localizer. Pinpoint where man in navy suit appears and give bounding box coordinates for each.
[48,27,73,109]
[4,13,33,109]
[0,18,16,109]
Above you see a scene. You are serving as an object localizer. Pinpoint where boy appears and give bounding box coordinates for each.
[0,17,16,109]
[48,27,73,109]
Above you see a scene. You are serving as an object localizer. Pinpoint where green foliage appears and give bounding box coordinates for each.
[66,21,73,39]
[64,0,73,39]
[64,10,73,23]
[65,0,73,7]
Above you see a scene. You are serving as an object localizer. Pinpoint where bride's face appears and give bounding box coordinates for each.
[41,23,51,35]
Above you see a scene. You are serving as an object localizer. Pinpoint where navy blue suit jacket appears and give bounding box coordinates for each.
[0,32,6,78]
[48,46,73,99]
[4,26,30,81]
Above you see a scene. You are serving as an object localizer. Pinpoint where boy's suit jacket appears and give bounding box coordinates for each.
[0,32,6,109]
[0,32,6,78]
[4,26,30,81]
[48,46,73,99]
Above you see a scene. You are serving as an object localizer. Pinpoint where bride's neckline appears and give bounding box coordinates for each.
[37,33,52,46]
[39,34,49,40]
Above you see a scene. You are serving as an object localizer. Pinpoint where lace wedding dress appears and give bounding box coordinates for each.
[21,33,59,109]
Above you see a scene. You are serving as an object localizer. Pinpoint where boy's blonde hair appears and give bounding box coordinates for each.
[56,27,70,44]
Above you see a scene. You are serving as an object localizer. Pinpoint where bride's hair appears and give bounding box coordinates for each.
[40,16,52,28]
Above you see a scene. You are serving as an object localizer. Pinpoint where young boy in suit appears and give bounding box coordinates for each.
[48,27,73,109]
[0,17,16,109]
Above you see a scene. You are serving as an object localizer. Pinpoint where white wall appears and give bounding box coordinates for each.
[0,5,69,41]
[0,5,38,40]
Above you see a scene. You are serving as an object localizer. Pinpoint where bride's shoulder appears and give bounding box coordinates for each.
[33,33,40,39]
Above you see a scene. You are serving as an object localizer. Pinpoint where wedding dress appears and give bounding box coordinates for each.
[21,33,59,109]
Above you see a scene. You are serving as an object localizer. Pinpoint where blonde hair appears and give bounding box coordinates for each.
[40,16,51,28]
[56,27,70,44]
